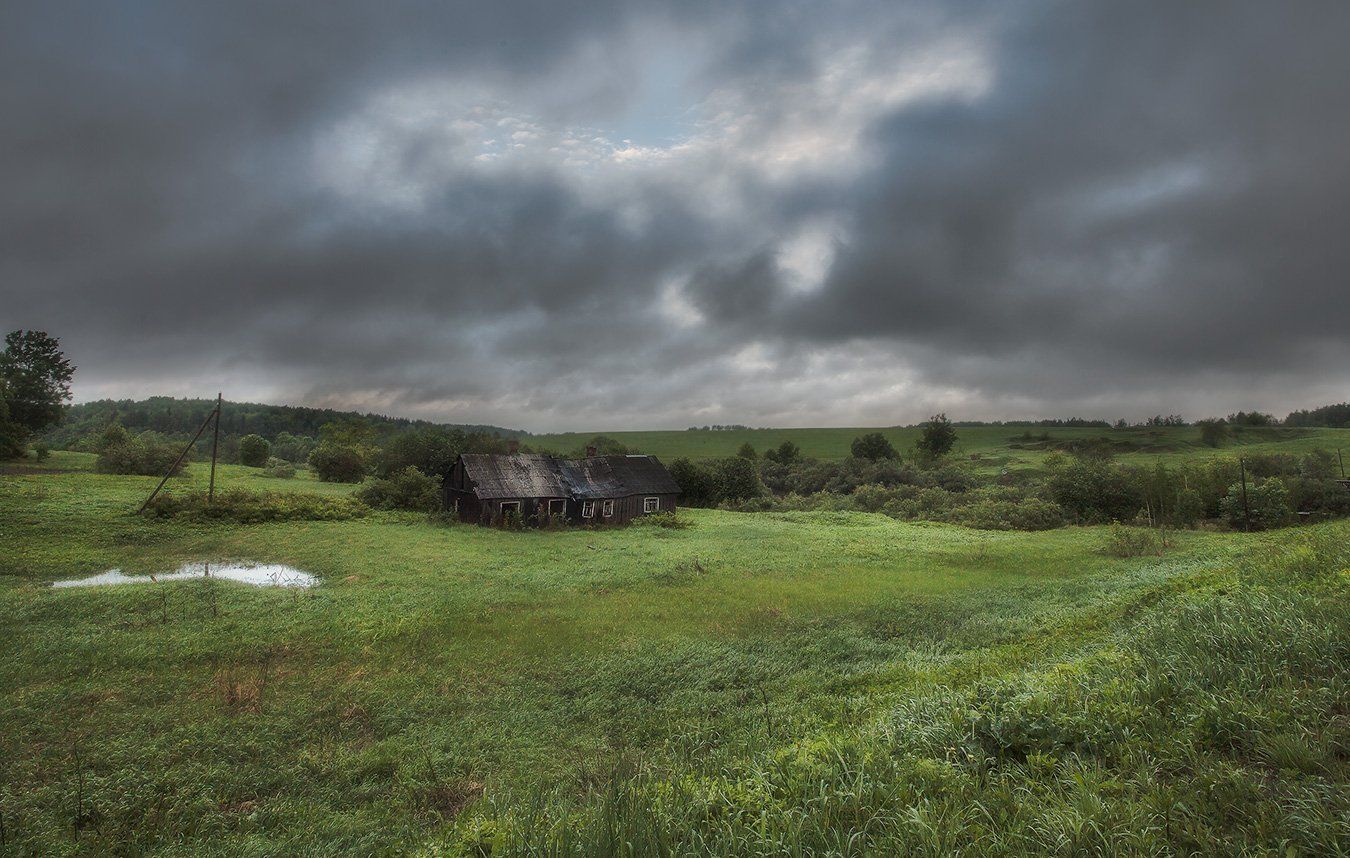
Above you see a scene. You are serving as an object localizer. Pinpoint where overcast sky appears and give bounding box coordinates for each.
[3,1,1347,431]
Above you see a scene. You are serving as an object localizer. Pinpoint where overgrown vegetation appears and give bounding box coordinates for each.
[94,423,187,477]
[677,443,1349,533]
[357,466,441,512]
[141,488,368,522]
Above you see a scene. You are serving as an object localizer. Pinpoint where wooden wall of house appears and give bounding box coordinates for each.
[442,485,678,527]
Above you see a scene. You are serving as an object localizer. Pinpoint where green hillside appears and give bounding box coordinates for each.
[535,423,1350,470]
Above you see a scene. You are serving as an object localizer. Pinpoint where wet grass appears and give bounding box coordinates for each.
[1,454,1346,854]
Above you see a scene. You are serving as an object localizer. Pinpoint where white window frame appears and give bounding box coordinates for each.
[602,499,615,517]
[500,501,521,517]
[581,500,596,518]
[643,497,660,513]
[548,498,566,516]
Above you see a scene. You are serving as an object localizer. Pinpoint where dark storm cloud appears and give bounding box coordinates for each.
[775,1,1350,398]
[1,0,1346,429]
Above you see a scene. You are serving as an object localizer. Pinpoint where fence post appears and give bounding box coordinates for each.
[1239,456,1251,532]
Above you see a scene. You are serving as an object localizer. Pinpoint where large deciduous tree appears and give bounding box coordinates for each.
[0,330,75,458]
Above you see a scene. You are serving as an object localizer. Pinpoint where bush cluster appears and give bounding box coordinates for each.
[262,457,296,479]
[724,484,1066,531]
[95,424,186,477]
[709,446,1348,533]
[308,442,368,483]
[668,456,764,506]
[141,489,367,523]
[357,466,441,512]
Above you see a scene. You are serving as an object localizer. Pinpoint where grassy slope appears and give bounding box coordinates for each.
[531,424,1350,469]
[1,454,1346,854]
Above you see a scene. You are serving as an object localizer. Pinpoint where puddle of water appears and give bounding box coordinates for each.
[52,562,317,589]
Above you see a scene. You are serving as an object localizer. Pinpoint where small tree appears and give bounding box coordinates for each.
[851,432,898,460]
[764,440,801,465]
[1219,477,1292,530]
[1197,419,1228,448]
[736,442,757,460]
[915,413,957,459]
[238,434,271,467]
[308,442,368,483]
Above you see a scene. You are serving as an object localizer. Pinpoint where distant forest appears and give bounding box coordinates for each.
[42,396,1350,463]
[45,397,523,463]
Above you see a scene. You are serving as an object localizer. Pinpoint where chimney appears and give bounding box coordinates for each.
[508,439,520,455]
[585,445,597,457]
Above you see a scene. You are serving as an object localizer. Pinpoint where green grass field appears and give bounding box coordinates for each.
[532,424,1350,471]
[2,453,1347,854]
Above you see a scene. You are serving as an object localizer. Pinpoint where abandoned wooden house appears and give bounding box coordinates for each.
[443,452,680,526]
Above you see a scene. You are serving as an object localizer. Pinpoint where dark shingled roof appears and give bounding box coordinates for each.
[601,455,682,495]
[458,453,568,500]
[458,453,679,500]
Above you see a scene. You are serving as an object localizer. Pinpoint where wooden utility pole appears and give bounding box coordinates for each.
[1339,448,1345,479]
[1239,457,1251,532]
[138,399,220,513]
[208,392,222,503]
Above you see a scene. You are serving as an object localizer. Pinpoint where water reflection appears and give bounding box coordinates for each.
[53,561,317,589]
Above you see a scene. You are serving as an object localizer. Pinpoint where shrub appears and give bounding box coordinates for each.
[736,442,757,460]
[357,466,440,512]
[1102,523,1162,557]
[32,440,50,461]
[96,429,186,476]
[851,432,898,460]
[1197,419,1228,447]
[1045,454,1138,523]
[948,497,1065,531]
[632,511,690,529]
[308,442,368,483]
[1219,477,1292,530]
[141,489,367,523]
[263,457,296,479]
[238,434,271,467]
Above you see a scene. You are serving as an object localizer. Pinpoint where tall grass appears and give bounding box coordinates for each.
[442,529,1350,855]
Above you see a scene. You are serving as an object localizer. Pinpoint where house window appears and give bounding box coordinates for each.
[581,500,596,518]
[548,498,566,516]
[602,499,614,517]
[643,497,659,513]
[500,501,521,518]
